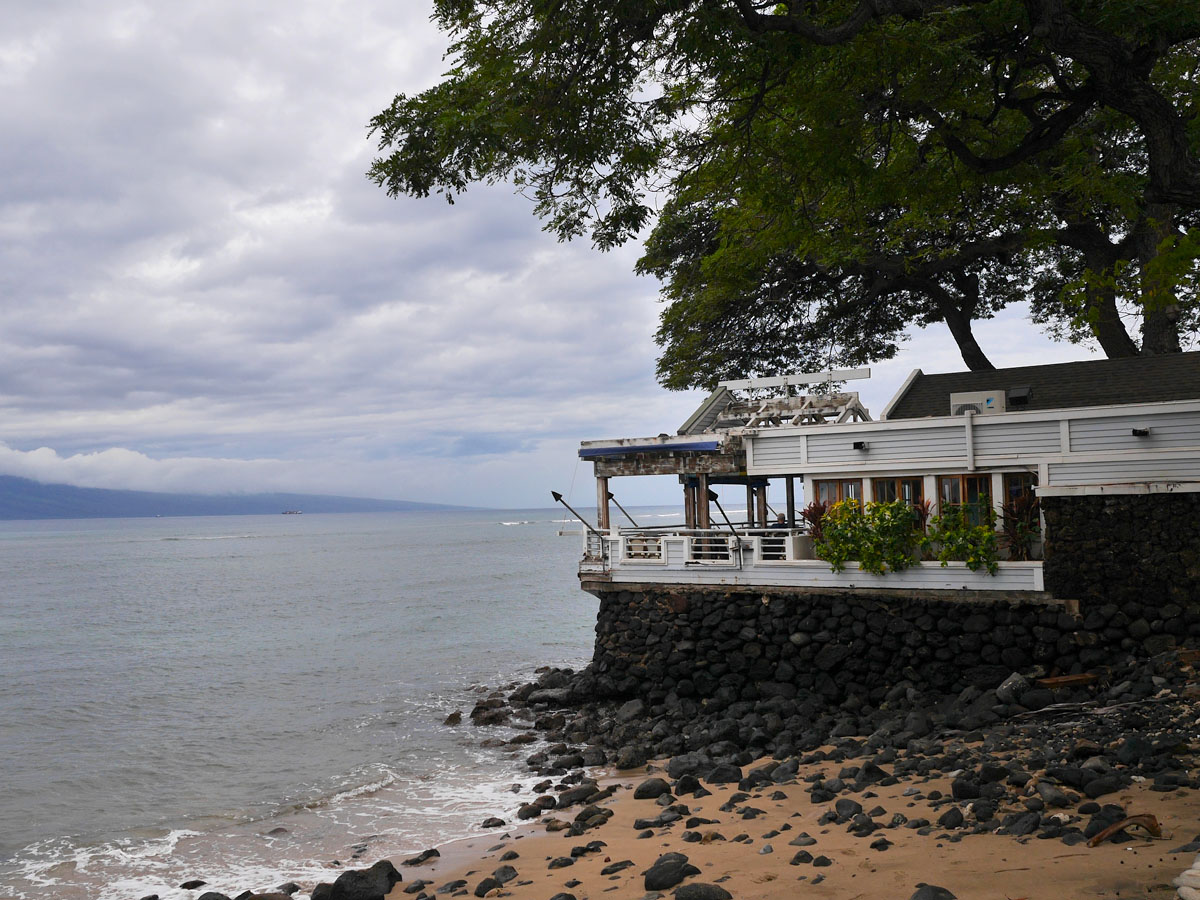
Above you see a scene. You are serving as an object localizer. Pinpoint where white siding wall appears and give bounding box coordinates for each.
[745,401,1200,487]
[1069,410,1200,453]
[1049,456,1200,485]
[805,426,964,463]
[973,419,1061,455]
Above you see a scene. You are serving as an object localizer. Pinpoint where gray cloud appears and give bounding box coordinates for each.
[0,1,1096,508]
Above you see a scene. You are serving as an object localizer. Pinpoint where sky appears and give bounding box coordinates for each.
[0,1,1102,509]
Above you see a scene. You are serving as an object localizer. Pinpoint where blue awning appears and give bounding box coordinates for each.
[579,440,720,459]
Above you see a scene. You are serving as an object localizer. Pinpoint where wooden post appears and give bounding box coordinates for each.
[746,484,756,528]
[596,476,610,531]
[697,474,711,530]
[683,481,695,529]
[786,476,796,528]
[756,484,769,527]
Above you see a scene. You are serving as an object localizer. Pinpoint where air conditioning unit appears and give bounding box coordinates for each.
[950,391,1006,416]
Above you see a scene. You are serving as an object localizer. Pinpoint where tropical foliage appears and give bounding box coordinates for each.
[370,1,1200,386]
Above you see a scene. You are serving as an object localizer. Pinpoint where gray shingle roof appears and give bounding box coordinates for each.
[885,352,1200,419]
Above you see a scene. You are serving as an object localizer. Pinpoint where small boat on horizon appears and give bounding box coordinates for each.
[281,510,303,515]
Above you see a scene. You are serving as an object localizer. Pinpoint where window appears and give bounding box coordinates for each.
[938,474,992,526]
[1004,472,1038,502]
[872,477,924,505]
[815,479,863,505]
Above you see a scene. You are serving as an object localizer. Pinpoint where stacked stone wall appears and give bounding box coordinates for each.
[1042,492,1200,608]
[586,582,1200,707]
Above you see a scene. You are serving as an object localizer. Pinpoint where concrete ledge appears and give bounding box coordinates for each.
[580,576,1071,610]
[1039,480,1200,496]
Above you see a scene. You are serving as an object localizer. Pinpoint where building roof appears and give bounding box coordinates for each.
[884,351,1200,419]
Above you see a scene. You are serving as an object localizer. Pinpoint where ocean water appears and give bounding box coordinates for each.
[0,509,677,900]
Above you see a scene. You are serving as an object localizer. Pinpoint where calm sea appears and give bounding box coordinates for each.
[0,509,677,900]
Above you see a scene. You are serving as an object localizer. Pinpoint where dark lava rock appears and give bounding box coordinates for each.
[194,894,228,900]
[1083,776,1123,799]
[181,882,208,890]
[480,817,505,828]
[402,849,440,866]
[999,811,1042,836]
[517,803,542,820]
[444,711,462,726]
[274,884,301,896]
[910,886,958,900]
[472,877,500,897]
[548,857,574,869]
[812,855,832,867]
[600,860,635,875]
[548,895,578,900]
[491,865,518,884]
[311,860,403,900]
[705,764,743,784]
[674,885,733,900]
[436,880,467,893]
[643,852,700,890]
[634,777,672,800]
[834,798,862,821]
[790,850,813,865]
[614,745,647,769]
[937,807,964,829]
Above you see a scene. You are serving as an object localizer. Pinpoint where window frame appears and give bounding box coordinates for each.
[814,478,863,506]
[872,476,925,506]
[937,473,993,526]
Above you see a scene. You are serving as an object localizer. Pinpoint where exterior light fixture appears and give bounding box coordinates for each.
[853,441,868,451]
[1131,427,1151,437]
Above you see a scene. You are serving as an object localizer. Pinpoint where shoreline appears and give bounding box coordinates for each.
[293,650,1200,900]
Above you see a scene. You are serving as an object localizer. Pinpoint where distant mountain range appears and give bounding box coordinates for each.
[0,475,466,520]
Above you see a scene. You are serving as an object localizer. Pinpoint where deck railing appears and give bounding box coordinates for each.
[580,524,1043,592]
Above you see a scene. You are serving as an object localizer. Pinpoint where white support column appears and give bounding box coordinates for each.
[596,476,610,531]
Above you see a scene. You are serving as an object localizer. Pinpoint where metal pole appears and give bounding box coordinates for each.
[606,491,639,527]
[550,491,602,537]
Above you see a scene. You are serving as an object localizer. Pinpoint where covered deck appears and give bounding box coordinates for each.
[569,358,1200,596]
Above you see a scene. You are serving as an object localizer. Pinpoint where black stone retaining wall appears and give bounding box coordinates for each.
[1042,492,1200,608]
[584,583,1200,707]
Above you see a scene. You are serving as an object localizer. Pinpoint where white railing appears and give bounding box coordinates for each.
[581,525,1043,591]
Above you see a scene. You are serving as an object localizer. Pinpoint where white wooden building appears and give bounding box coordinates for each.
[576,353,1200,597]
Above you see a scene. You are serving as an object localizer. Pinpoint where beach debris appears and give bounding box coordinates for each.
[1086,813,1163,847]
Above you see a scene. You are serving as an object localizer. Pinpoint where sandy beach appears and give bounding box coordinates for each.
[382,752,1200,900]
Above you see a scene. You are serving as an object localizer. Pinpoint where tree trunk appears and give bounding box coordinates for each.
[1135,203,1183,355]
[919,279,996,370]
[1081,256,1138,359]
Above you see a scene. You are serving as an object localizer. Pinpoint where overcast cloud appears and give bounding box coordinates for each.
[0,1,1096,508]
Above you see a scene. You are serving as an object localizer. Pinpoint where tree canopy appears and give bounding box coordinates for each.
[369,0,1200,388]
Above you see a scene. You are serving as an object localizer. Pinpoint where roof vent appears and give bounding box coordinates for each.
[1007,386,1032,408]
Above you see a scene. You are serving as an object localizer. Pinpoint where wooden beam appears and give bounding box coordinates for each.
[719,368,870,391]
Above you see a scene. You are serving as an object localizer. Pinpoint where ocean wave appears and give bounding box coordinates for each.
[497,521,535,526]
[157,534,260,542]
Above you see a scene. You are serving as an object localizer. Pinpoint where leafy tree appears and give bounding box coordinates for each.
[369,0,1200,387]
